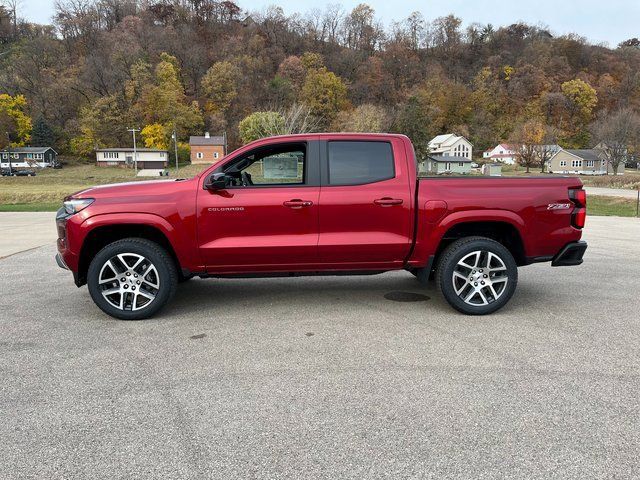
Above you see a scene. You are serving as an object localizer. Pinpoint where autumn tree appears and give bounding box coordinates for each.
[70,94,129,156]
[0,93,31,148]
[592,108,640,174]
[201,61,240,114]
[141,123,169,150]
[301,67,348,126]
[277,56,306,90]
[560,79,598,147]
[134,52,203,141]
[238,104,318,144]
[238,111,285,144]
[510,119,545,173]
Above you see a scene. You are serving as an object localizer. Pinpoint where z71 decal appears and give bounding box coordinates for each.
[547,203,572,210]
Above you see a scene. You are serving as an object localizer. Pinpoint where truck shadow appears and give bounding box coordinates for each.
[165,272,442,318]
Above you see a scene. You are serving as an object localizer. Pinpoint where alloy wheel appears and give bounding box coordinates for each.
[97,253,160,311]
[452,250,509,306]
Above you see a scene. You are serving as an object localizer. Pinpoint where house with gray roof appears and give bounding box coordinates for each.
[421,155,472,175]
[1,147,58,169]
[547,149,624,175]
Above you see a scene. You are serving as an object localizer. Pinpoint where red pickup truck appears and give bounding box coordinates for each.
[56,133,587,320]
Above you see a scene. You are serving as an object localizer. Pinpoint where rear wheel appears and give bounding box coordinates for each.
[87,238,178,320]
[436,236,517,315]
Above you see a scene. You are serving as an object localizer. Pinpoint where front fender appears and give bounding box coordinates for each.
[74,212,200,272]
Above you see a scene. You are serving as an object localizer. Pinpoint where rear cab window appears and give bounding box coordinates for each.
[327,141,395,185]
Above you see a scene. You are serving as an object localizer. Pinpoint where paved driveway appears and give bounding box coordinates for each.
[584,186,639,199]
[1,216,639,479]
[0,212,57,258]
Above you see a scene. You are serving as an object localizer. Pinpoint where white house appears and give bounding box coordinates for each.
[482,143,518,165]
[95,148,169,169]
[428,134,473,159]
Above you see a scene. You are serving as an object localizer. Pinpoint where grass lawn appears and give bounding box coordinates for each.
[501,165,640,190]
[0,202,61,212]
[0,163,208,209]
[587,195,638,217]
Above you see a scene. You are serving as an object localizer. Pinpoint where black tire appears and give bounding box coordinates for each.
[87,238,178,320]
[436,236,518,315]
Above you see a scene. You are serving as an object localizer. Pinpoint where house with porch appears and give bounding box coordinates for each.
[0,147,58,169]
[421,155,472,175]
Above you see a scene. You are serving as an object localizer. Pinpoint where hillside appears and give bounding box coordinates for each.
[0,1,639,160]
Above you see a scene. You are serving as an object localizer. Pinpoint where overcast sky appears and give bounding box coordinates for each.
[22,0,639,47]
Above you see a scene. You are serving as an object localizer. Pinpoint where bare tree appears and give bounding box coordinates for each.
[592,108,640,175]
[510,119,545,173]
[534,126,560,173]
[281,103,319,135]
[2,0,22,37]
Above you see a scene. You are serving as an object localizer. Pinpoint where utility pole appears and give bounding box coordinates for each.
[127,127,140,174]
[172,124,179,176]
[5,132,12,175]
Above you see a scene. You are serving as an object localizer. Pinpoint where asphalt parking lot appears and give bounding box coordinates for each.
[1,215,639,479]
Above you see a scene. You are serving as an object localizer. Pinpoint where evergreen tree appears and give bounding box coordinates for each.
[31,117,55,147]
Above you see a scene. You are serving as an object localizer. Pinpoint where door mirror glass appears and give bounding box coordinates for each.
[204,172,227,190]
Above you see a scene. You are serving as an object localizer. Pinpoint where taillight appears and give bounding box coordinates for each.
[569,188,586,229]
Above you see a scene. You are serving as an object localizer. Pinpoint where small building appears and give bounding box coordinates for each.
[483,143,518,165]
[189,132,226,165]
[482,163,502,176]
[547,149,624,175]
[95,148,168,169]
[428,134,473,159]
[423,155,472,175]
[0,147,58,169]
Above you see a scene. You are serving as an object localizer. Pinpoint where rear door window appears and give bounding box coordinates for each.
[327,141,394,185]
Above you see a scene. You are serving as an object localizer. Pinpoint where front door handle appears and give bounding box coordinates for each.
[374,197,403,207]
[283,199,314,209]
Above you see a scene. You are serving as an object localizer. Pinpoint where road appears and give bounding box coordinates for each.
[0,212,57,258]
[584,186,640,199]
[1,216,639,479]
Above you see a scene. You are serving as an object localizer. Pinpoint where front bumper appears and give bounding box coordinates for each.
[55,252,69,270]
[551,241,587,266]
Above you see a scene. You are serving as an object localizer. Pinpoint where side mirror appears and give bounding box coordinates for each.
[204,172,227,191]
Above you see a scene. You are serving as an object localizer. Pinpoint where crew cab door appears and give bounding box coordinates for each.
[197,140,320,271]
[318,138,413,267]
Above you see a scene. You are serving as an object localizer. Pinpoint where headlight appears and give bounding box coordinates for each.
[63,198,94,215]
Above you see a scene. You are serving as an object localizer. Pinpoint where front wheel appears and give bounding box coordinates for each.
[436,236,518,315]
[87,238,178,320]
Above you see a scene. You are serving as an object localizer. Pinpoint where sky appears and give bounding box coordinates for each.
[21,0,640,47]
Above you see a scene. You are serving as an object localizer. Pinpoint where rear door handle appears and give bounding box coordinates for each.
[283,199,314,209]
[374,197,403,206]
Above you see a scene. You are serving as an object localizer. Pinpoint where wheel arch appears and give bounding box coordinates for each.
[435,219,527,267]
[77,223,184,287]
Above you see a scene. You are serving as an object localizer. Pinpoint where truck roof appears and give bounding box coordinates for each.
[248,132,410,142]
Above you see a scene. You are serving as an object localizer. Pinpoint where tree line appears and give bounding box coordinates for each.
[0,0,639,167]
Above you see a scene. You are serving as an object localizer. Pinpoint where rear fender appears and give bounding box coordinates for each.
[409,209,528,266]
